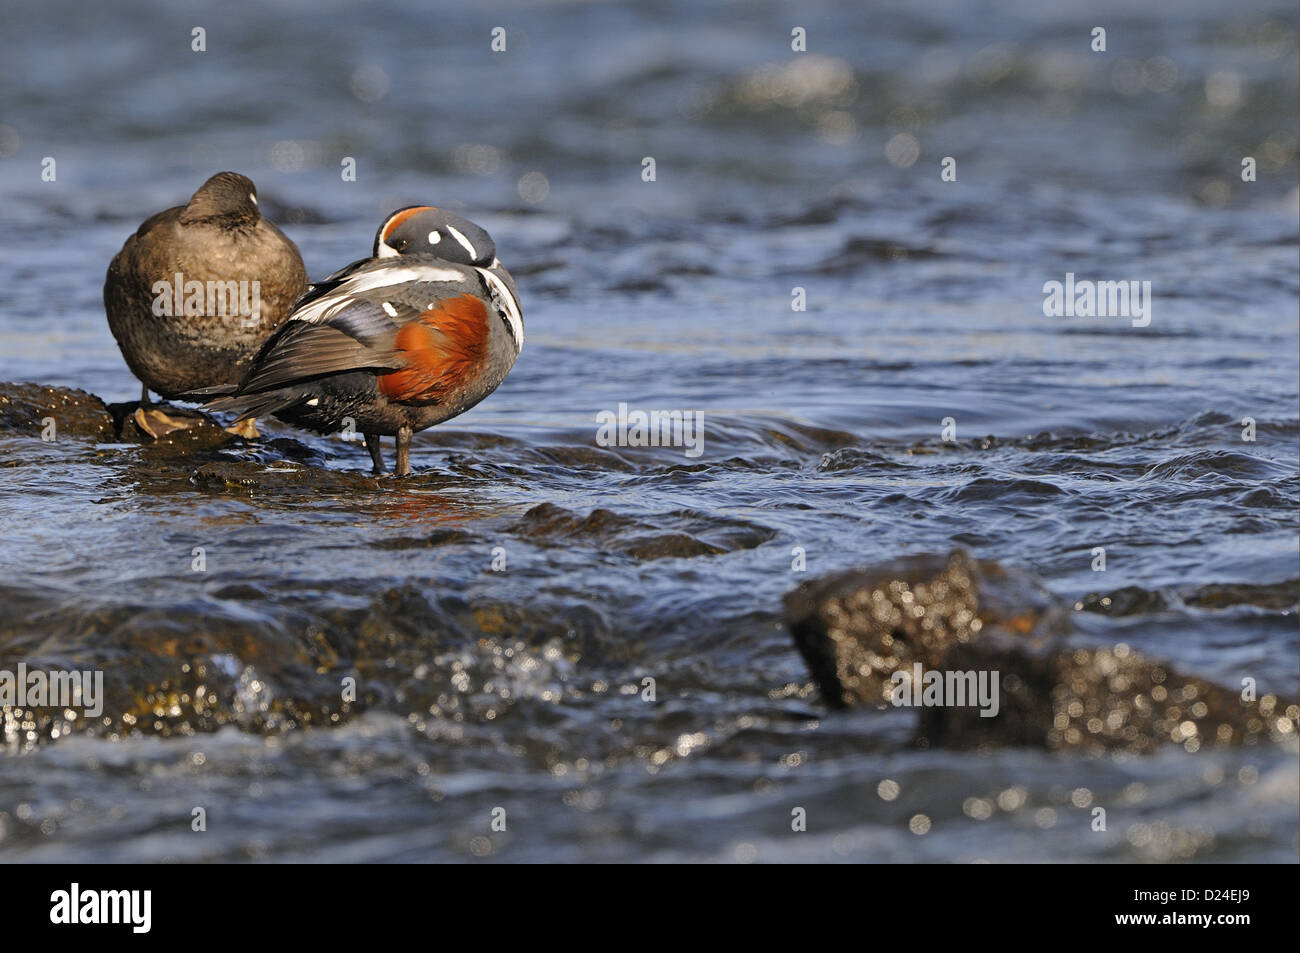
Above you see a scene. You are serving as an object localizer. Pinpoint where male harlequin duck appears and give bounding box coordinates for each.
[204,206,523,476]
[104,172,308,405]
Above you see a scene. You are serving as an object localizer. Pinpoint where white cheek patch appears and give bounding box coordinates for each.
[427,230,442,245]
[249,193,258,205]
[376,242,400,258]
[446,225,477,260]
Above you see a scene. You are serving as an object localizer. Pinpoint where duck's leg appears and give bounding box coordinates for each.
[395,425,413,477]
[364,432,387,474]
[140,384,151,407]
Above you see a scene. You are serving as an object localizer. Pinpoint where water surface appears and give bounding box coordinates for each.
[0,0,1296,862]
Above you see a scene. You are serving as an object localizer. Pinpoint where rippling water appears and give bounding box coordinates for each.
[0,0,1297,862]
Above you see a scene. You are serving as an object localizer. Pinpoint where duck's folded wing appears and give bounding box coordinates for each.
[235,300,404,394]
[202,299,405,419]
[205,274,489,421]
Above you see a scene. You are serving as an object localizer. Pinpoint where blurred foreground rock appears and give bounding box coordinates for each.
[784,551,1298,752]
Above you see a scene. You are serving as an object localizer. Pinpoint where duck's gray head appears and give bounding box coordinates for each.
[373,206,496,266]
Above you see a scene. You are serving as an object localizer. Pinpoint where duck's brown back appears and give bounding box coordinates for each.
[104,208,307,398]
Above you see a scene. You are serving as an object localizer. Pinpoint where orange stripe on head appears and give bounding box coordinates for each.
[381,206,436,243]
[378,294,488,404]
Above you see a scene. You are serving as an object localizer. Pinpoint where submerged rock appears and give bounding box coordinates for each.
[784,551,1298,752]
[511,502,775,559]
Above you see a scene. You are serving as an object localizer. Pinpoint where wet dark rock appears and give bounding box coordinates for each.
[251,436,331,466]
[941,476,1065,503]
[0,380,245,455]
[513,503,638,540]
[967,558,1066,634]
[522,445,639,471]
[760,420,857,455]
[816,448,906,472]
[511,502,774,559]
[3,603,358,745]
[784,551,1298,752]
[666,509,778,552]
[918,633,1294,752]
[0,381,115,441]
[1075,585,1171,616]
[1075,579,1300,615]
[1183,580,1299,611]
[370,529,474,550]
[906,434,1000,455]
[785,552,991,709]
[188,460,381,494]
[1018,430,1130,452]
[431,596,626,664]
[210,583,270,601]
[1,579,627,750]
[120,408,238,453]
[620,533,724,559]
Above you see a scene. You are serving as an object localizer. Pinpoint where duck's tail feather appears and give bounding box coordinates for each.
[176,383,237,403]
[204,388,303,422]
